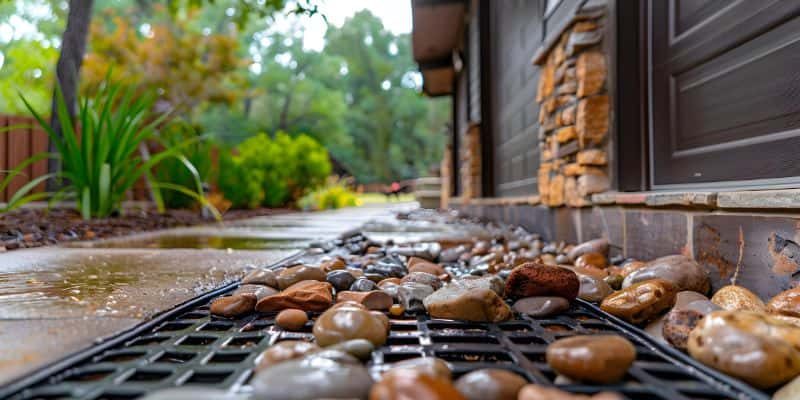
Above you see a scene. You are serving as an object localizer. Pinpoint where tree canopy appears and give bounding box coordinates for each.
[0,1,449,184]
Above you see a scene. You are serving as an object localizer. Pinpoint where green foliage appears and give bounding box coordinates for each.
[0,151,52,212]
[155,120,214,209]
[0,40,58,114]
[219,132,331,208]
[21,78,215,219]
[298,176,359,211]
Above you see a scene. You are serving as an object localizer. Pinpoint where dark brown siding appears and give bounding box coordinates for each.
[650,1,800,188]
[490,0,544,197]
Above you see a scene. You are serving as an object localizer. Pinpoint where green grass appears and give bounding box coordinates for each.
[356,192,415,205]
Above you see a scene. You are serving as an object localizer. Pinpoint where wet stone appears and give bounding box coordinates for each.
[577,274,613,302]
[241,269,278,288]
[385,357,451,381]
[275,309,308,331]
[313,303,388,347]
[518,384,623,400]
[688,310,800,388]
[574,252,607,269]
[769,287,800,317]
[622,255,710,295]
[256,280,333,312]
[546,335,636,384]
[255,340,320,371]
[139,387,238,400]
[276,265,326,290]
[325,339,374,361]
[233,284,278,300]
[210,294,256,318]
[423,284,512,322]
[555,254,570,264]
[601,279,677,325]
[350,277,379,292]
[567,238,608,261]
[371,369,465,400]
[455,275,505,296]
[365,258,407,278]
[603,274,623,290]
[336,290,393,310]
[505,263,579,301]
[326,270,356,292]
[711,285,766,312]
[401,271,442,290]
[454,368,528,400]
[251,351,373,400]
[775,375,800,400]
[512,296,570,318]
[320,257,346,273]
[662,309,704,351]
[398,282,435,313]
[407,257,446,276]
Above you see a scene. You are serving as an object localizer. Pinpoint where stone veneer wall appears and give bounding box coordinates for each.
[536,12,610,207]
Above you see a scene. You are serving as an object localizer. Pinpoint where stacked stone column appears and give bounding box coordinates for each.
[536,15,610,207]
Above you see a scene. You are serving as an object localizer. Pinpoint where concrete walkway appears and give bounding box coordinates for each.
[0,202,417,385]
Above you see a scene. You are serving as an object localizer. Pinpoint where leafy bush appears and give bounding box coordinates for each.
[219,132,331,208]
[298,176,360,211]
[21,78,216,219]
[155,121,214,209]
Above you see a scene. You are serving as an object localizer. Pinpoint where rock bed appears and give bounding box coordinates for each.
[5,215,774,400]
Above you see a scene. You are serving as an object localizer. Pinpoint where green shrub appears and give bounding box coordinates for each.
[298,176,359,211]
[21,78,217,219]
[220,132,331,208]
[155,120,214,209]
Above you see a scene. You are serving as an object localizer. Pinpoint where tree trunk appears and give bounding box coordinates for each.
[47,0,94,189]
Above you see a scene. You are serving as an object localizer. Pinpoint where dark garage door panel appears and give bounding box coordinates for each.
[651,0,800,187]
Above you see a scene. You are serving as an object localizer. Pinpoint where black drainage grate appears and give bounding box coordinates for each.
[2,248,770,400]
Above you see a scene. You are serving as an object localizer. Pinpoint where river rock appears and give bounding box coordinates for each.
[566,265,608,279]
[768,287,800,317]
[326,270,356,292]
[454,369,527,400]
[242,269,278,288]
[233,284,278,300]
[370,369,465,400]
[775,375,800,400]
[379,281,400,299]
[546,335,635,384]
[577,274,613,302]
[454,275,505,296]
[256,280,333,312]
[710,285,766,312]
[408,257,446,276]
[575,252,608,269]
[313,302,388,347]
[385,357,451,380]
[350,277,379,292]
[398,282,435,313]
[337,290,393,310]
[401,271,443,290]
[326,338,374,361]
[662,309,704,351]
[366,257,407,278]
[276,265,326,290]
[320,257,346,272]
[440,244,469,263]
[688,310,800,388]
[275,309,308,331]
[513,296,570,317]
[622,255,709,294]
[604,274,623,290]
[138,387,240,400]
[423,284,512,322]
[210,294,256,318]
[251,351,372,400]
[505,263,579,301]
[601,279,677,324]
[255,340,320,371]
[620,260,646,277]
[518,385,623,400]
[566,238,609,261]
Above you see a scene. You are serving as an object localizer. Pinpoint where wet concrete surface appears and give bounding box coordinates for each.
[0,202,418,385]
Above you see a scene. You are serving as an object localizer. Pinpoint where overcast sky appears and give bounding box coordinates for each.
[277,0,413,51]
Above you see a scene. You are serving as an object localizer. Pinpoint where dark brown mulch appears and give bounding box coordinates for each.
[0,206,294,252]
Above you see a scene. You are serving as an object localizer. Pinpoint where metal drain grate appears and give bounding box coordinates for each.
[3,244,771,400]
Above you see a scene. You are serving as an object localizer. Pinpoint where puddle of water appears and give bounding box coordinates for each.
[0,248,292,319]
[81,235,311,250]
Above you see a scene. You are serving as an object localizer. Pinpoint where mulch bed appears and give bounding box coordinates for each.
[0,206,294,252]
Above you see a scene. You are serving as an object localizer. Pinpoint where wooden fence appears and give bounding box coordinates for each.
[0,115,49,202]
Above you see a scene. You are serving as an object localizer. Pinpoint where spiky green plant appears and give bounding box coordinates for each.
[20,79,219,220]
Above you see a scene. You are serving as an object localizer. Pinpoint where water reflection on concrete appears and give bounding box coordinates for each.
[0,248,293,319]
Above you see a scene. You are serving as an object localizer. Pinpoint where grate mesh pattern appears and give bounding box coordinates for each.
[4,237,770,400]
